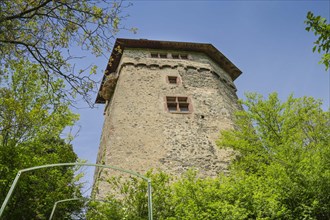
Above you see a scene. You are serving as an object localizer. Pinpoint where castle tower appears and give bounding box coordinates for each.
[95,39,242,187]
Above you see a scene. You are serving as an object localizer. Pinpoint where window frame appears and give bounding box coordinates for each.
[165,96,192,114]
[166,75,180,85]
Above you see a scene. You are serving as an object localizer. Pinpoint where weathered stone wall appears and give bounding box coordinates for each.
[94,48,241,196]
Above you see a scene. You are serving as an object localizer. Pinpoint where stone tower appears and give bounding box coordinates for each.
[95,38,242,186]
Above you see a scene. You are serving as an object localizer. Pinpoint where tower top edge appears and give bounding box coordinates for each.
[95,38,242,104]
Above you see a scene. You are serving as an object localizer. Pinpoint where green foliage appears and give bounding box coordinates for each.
[305,11,330,71]
[220,93,330,219]
[89,93,329,219]
[0,60,83,219]
[0,0,132,105]
[88,170,287,220]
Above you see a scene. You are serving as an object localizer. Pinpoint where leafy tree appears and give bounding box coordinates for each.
[88,170,283,220]
[0,60,83,219]
[220,93,330,219]
[87,171,175,220]
[305,11,330,71]
[0,0,133,105]
[89,93,329,220]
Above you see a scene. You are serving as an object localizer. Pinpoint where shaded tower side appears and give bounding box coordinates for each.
[94,39,242,196]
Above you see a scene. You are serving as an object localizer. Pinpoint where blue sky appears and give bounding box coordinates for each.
[70,1,330,193]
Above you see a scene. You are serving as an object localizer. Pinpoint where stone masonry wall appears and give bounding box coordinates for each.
[94,48,241,196]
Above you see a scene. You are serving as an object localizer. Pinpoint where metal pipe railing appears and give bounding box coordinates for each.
[0,163,153,220]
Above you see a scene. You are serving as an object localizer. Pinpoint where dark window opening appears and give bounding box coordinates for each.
[180,54,188,59]
[152,53,189,60]
[172,54,180,59]
[179,103,189,112]
[178,97,188,102]
[172,54,188,60]
[150,53,168,59]
[168,103,177,112]
[168,76,178,84]
[151,53,158,58]
[166,96,176,102]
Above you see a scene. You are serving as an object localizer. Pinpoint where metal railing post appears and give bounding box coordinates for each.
[147,180,153,220]
[0,171,22,217]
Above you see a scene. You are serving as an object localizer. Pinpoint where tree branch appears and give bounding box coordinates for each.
[0,0,52,23]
